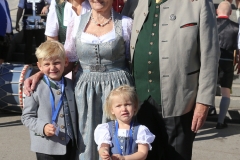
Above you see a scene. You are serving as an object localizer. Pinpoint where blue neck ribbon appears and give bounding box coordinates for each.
[44,75,65,123]
[114,120,134,155]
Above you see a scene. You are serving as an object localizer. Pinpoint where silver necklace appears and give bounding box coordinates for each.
[91,10,113,27]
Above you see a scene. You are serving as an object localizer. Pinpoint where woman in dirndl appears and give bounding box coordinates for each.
[64,0,134,158]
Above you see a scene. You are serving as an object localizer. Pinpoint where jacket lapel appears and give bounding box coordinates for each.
[131,0,149,61]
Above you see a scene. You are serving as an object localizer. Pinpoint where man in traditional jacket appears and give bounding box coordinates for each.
[122,0,220,159]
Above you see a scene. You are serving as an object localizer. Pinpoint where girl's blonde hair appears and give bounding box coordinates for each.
[104,85,139,120]
[35,40,65,60]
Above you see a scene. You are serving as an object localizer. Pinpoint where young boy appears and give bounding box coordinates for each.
[22,41,78,160]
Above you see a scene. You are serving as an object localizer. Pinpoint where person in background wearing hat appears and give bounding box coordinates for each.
[0,0,13,64]
[122,0,220,159]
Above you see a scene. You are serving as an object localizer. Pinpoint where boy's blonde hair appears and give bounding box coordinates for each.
[35,40,65,61]
[104,85,139,120]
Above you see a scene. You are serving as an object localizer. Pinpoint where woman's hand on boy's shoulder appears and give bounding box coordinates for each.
[24,71,44,96]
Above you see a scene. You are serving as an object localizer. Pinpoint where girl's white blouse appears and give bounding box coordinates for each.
[64,14,133,62]
[94,122,155,150]
[45,0,91,37]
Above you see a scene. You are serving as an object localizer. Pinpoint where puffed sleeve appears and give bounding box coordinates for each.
[122,16,133,61]
[64,17,79,62]
[136,125,155,150]
[94,123,112,150]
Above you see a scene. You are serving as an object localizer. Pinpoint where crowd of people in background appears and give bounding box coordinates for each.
[0,0,239,159]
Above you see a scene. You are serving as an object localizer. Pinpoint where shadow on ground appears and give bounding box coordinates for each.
[195,122,240,141]
[0,120,22,128]
[0,110,21,117]
[207,109,240,124]
[0,110,22,128]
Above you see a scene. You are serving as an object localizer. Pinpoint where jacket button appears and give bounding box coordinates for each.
[60,114,64,118]
[149,52,152,55]
[148,61,152,64]
[136,30,139,33]
[148,71,152,74]
[150,42,153,45]
[149,79,152,83]
[61,125,65,129]
[61,137,65,141]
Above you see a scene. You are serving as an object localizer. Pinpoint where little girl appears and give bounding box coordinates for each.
[94,85,155,160]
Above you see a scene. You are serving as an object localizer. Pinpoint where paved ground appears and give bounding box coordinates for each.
[0,110,240,160]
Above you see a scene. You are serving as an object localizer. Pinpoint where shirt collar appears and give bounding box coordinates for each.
[218,16,229,19]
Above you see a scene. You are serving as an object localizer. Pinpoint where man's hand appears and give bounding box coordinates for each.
[15,23,20,32]
[44,124,56,136]
[191,103,209,133]
[41,5,49,14]
[24,71,43,96]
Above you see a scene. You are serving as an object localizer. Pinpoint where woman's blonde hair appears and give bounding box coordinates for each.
[35,40,65,60]
[104,85,139,120]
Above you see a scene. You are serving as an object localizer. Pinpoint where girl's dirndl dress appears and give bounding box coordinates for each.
[94,121,155,156]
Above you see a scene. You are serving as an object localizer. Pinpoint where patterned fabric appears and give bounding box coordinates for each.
[56,1,67,44]
[64,11,132,62]
[74,11,134,160]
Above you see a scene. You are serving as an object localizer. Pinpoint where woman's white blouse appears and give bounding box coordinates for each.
[45,0,91,37]
[94,122,155,151]
[64,14,133,62]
